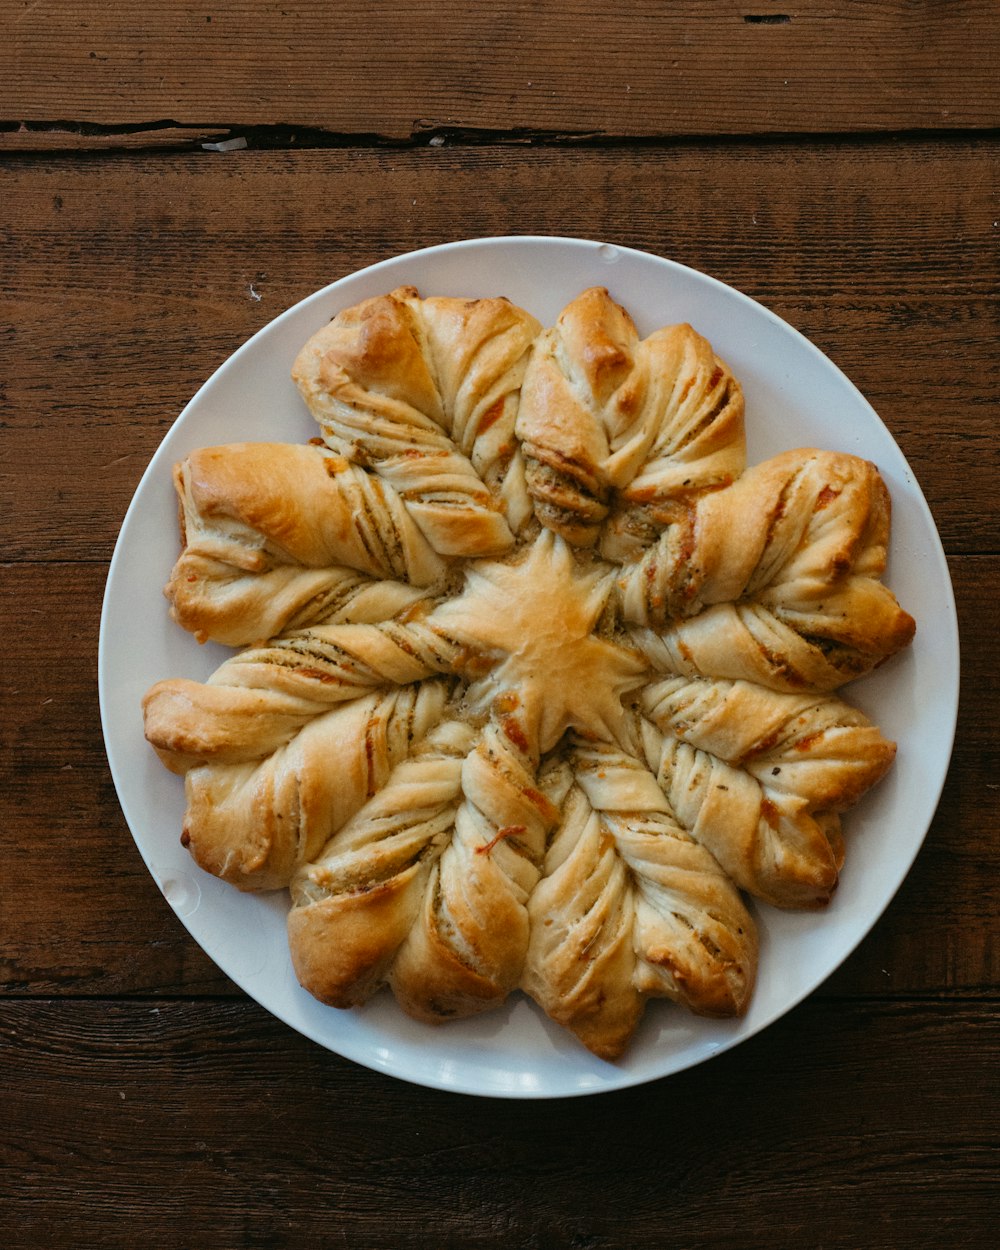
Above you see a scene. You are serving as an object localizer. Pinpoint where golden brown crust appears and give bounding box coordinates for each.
[289,864,431,1008]
[523,749,757,1059]
[176,683,449,891]
[292,287,542,555]
[142,618,462,774]
[640,676,896,907]
[623,448,916,690]
[516,287,746,548]
[287,718,556,1017]
[166,441,444,645]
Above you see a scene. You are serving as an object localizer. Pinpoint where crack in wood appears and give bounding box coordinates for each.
[1,117,198,137]
[3,117,999,158]
[0,118,611,154]
[2,118,605,142]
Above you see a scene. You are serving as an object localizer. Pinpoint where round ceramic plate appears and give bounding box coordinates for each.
[99,236,959,1098]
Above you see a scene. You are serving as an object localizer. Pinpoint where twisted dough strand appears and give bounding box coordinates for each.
[292,288,541,555]
[523,742,756,1059]
[288,719,477,1008]
[639,676,896,907]
[289,714,559,1019]
[167,442,445,645]
[515,287,745,547]
[177,681,451,892]
[623,449,915,690]
[389,717,558,1020]
[142,618,462,773]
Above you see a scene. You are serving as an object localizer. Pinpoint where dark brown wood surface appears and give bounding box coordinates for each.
[5,1,1000,139]
[2,5,998,1248]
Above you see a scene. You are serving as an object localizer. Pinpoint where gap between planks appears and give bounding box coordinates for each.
[4,119,1000,157]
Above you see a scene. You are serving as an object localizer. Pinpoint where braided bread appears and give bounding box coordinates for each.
[143,615,461,773]
[142,285,915,1059]
[176,682,450,892]
[289,715,556,1019]
[524,745,757,1059]
[622,448,916,690]
[639,676,895,908]
[167,442,444,645]
[516,286,745,548]
[292,286,541,554]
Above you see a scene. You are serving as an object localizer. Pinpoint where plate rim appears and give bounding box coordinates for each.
[99,234,960,1098]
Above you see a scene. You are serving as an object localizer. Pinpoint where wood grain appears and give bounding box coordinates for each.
[4,9,999,1239]
[4,1,1000,143]
[1,997,995,1248]
[4,139,998,563]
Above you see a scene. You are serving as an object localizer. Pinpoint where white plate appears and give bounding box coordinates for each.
[99,236,959,1098]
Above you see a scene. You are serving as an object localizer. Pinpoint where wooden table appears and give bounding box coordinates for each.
[4,5,997,1246]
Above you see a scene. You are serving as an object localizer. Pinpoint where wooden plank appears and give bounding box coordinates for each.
[0,561,232,996]
[1,997,996,1247]
[3,2,1000,142]
[3,140,998,561]
[2,556,995,998]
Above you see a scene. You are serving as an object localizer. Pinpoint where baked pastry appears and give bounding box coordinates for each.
[166,442,445,646]
[639,676,896,908]
[623,448,916,690]
[516,286,746,547]
[524,740,757,1059]
[142,286,914,1059]
[291,286,542,553]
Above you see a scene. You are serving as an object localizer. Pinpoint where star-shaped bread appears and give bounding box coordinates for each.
[429,531,648,754]
[142,285,914,1059]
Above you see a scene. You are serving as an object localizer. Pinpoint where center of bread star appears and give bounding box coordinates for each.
[429,530,649,754]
